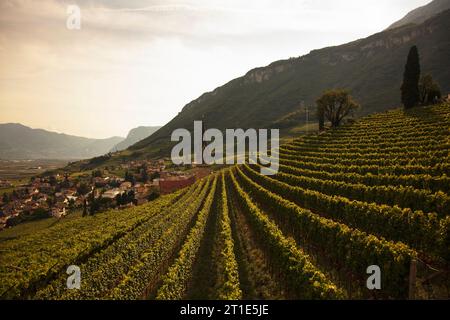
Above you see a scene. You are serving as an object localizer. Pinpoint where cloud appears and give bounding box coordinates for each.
[0,0,433,138]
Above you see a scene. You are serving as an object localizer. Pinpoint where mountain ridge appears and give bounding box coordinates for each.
[110,126,162,152]
[130,8,450,157]
[387,0,450,30]
[0,123,124,160]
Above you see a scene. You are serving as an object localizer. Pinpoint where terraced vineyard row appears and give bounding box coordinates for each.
[0,190,186,298]
[37,178,210,299]
[0,103,449,299]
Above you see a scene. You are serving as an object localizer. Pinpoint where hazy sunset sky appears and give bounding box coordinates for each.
[0,0,432,138]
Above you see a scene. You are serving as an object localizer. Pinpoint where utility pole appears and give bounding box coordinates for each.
[301,100,309,133]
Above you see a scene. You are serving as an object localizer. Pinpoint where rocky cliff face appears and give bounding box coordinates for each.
[244,62,294,84]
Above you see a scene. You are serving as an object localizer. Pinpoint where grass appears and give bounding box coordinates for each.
[69,171,92,178]
[0,178,30,196]
[0,187,15,196]
[287,122,320,135]
[0,210,82,242]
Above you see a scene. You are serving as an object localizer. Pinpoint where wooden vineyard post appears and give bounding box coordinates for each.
[409,258,417,300]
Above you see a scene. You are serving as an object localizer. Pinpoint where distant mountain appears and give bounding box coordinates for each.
[130,9,450,156]
[387,0,450,30]
[0,123,124,160]
[110,126,161,152]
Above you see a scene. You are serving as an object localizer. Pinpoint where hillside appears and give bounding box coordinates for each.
[110,126,161,152]
[0,123,124,160]
[1,103,449,300]
[128,8,450,158]
[387,0,450,30]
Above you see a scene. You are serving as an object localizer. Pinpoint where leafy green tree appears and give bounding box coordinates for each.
[128,190,136,205]
[77,182,90,196]
[68,198,75,209]
[88,189,98,215]
[91,170,103,178]
[125,170,136,185]
[401,46,421,109]
[316,89,359,128]
[140,164,149,183]
[11,190,19,199]
[82,198,88,217]
[49,175,57,186]
[115,193,123,206]
[150,171,160,180]
[60,173,70,189]
[2,193,9,204]
[46,196,55,207]
[419,74,441,106]
[147,190,160,202]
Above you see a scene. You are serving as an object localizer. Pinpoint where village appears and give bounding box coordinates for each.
[0,159,210,230]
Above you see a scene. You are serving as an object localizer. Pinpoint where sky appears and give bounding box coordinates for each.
[0,0,432,139]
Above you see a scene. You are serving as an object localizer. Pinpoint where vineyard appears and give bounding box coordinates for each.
[0,103,449,299]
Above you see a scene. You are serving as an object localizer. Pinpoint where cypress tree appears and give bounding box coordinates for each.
[82,198,87,217]
[401,46,421,109]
